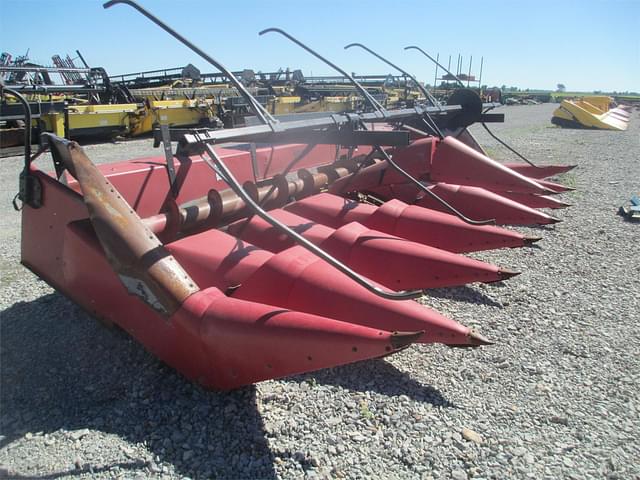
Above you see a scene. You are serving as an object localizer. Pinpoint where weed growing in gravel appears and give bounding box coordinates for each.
[359,400,374,419]
[482,146,502,160]
[560,172,577,189]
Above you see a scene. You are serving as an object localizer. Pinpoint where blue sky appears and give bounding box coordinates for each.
[1,0,638,92]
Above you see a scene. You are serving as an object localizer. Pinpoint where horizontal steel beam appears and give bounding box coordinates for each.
[1,84,106,94]
[0,65,93,74]
[480,113,504,123]
[177,105,462,147]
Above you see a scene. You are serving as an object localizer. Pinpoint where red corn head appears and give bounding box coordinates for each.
[285,192,541,253]
[45,139,426,390]
[392,137,553,194]
[226,209,518,290]
[166,229,485,346]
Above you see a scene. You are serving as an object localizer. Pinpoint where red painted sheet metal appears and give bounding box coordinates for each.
[23,179,412,390]
[285,192,536,253]
[285,192,379,229]
[227,209,509,289]
[227,209,334,252]
[429,137,552,194]
[166,229,272,291]
[20,171,89,289]
[166,227,478,346]
[235,245,474,346]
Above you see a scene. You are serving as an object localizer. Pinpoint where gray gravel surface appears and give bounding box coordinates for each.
[1,103,639,479]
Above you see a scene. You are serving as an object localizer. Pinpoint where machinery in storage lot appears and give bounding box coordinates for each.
[551,95,631,131]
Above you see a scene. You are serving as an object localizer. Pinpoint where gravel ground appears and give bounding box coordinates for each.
[1,103,639,479]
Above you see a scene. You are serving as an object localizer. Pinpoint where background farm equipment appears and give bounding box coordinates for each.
[551,95,631,130]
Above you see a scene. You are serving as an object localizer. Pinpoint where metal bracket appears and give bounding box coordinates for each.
[249,142,259,180]
[160,124,178,197]
[480,113,504,123]
[15,170,42,210]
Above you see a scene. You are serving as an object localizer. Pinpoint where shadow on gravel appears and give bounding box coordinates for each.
[526,224,560,232]
[2,460,150,479]
[1,292,451,478]
[0,293,277,479]
[289,359,454,407]
[425,286,503,308]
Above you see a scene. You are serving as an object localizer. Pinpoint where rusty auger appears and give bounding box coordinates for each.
[44,133,199,315]
[259,28,496,226]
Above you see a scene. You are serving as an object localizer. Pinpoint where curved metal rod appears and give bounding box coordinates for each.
[345,43,442,108]
[363,126,495,226]
[405,45,543,168]
[103,0,276,128]
[259,28,386,116]
[344,42,443,139]
[405,45,466,88]
[200,142,422,301]
[1,86,32,171]
[260,30,493,225]
[480,110,538,167]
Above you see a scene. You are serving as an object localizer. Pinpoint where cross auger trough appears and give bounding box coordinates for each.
[10,0,576,390]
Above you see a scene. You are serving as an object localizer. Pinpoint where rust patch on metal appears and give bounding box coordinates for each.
[49,137,199,315]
